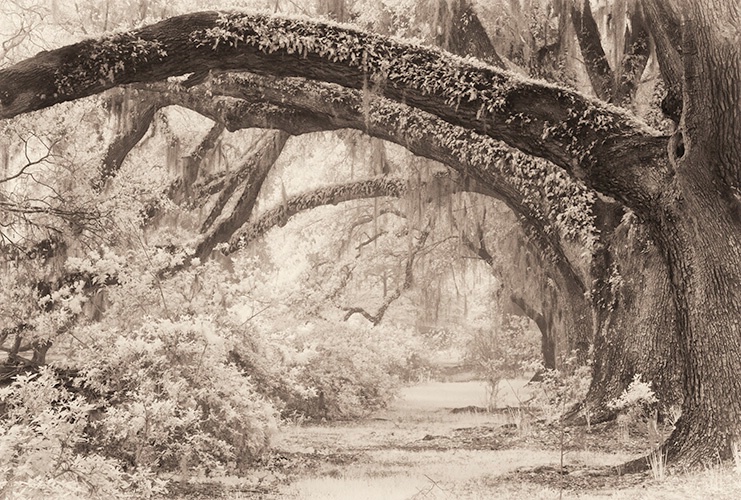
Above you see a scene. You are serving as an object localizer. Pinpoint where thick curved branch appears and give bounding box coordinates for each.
[144,75,592,301]
[0,11,668,211]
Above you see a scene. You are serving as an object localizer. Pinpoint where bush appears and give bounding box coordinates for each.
[0,367,157,499]
[256,321,422,420]
[78,317,278,473]
[527,356,592,424]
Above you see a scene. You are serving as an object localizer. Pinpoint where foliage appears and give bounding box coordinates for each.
[607,374,658,414]
[78,317,278,473]
[528,356,592,424]
[255,320,424,419]
[607,374,660,445]
[465,314,540,408]
[0,367,163,499]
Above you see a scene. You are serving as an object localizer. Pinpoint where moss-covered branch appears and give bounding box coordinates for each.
[228,176,408,252]
[0,10,669,212]
[142,75,592,313]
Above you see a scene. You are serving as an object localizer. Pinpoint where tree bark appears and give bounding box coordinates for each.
[573,214,682,424]
[636,0,741,466]
[0,11,669,211]
[572,0,614,102]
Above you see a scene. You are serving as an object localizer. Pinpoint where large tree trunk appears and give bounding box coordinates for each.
[578,215,682,423]
[652,176,741,465]
[641,0,741,465]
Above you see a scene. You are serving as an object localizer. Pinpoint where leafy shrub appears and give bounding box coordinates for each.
[0,367,160,499]
[78,317,278,473]
[257,321,422,419]
[607,374,658,414]
[528,357,592,424]
[607,374,659,444]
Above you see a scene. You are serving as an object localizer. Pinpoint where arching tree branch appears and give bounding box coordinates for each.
[228,176,408,252]
[0,11,669,212]
[140,74,592,313]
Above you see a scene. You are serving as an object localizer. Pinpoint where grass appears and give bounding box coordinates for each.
[175,378,741,499]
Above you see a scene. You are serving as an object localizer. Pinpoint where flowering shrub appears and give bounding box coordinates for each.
[607,374,658,413]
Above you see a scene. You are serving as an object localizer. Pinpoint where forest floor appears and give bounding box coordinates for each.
[170,379,741,499]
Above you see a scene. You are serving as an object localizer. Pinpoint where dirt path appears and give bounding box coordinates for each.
[209,379,741,499]
[255,381,627,499]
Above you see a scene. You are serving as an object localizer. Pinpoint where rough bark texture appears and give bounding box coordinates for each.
[572,0,614,102]
[0,11,669,211]
[573,214,682,424]
[641,0,683,122]
[639,0,741,466]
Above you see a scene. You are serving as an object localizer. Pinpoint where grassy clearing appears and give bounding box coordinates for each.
[174,379,741,499]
